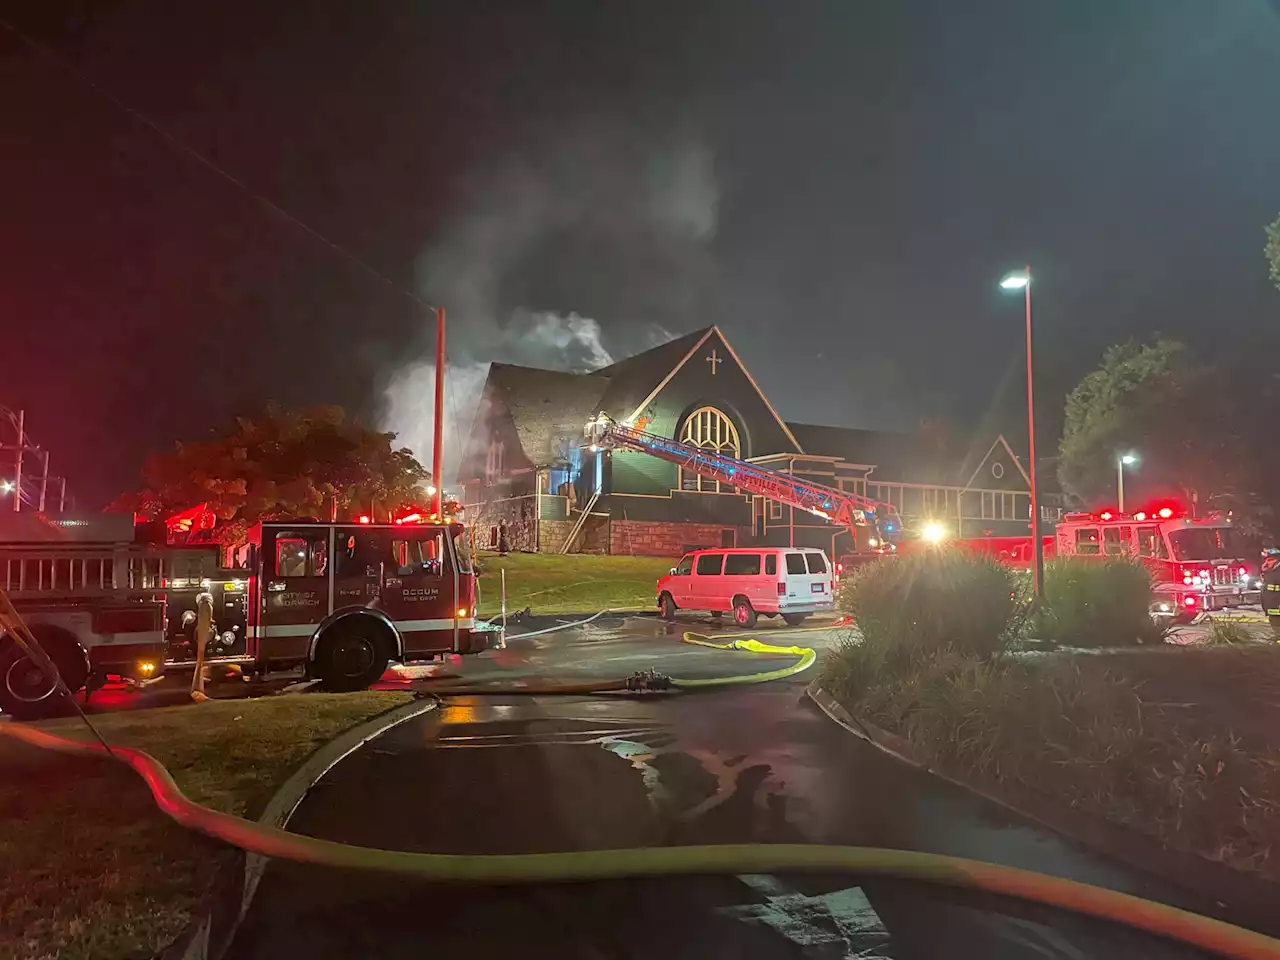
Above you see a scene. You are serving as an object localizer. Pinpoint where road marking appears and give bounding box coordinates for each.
[720,874,894,954]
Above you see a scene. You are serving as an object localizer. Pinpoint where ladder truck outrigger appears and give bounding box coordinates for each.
[585,414,903,560]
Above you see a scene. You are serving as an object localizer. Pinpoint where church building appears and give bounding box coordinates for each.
[456,327,1061,556]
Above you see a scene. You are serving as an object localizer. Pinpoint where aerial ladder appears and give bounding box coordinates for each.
[585,414,902,552]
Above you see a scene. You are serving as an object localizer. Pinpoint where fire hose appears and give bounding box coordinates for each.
[2,618,1279,957]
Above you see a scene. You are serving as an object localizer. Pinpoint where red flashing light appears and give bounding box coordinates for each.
[1133,512,1146,522]
[358,515,371,524]
[836,562,844,575]
[1158,507,1174,519]
[1239,566,1249,578]
[1099,511,1114,521]
[1183,595,1198,608]
[395,512,423,525]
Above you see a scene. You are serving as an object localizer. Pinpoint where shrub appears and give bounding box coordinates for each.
[1035,556,1160,647]
[836,549,1022,663]
[1204,618,1254,646]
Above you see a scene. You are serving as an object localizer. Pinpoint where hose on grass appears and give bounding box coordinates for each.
[3,721,1279,960]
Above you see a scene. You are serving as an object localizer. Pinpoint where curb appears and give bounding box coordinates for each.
[805,681,1280,936]
[158,697,438,960]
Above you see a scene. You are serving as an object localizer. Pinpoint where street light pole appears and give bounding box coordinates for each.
[1117,453,1137,513]
[1022,267,1044,600]
[1001,266,1043,599]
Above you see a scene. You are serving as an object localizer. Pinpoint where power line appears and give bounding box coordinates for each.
[0,16,437,314]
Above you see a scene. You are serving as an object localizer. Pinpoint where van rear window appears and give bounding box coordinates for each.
[695,554,724,575]
[785,553,807,575]
[724,554,761,576]
[806,553,828,574]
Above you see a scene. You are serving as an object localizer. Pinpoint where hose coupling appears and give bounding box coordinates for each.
[625,669,673,691]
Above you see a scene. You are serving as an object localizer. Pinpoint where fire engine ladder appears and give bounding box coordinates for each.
[585,415,899,536]
[559,489,601,554]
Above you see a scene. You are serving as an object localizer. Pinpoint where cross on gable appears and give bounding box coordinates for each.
[705,348,722,375]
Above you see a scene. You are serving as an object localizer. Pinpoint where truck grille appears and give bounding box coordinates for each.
[1213,566,1241,587]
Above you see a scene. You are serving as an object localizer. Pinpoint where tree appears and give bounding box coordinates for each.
[1057,340,1254,515]
[110,405,431,537]
[1267,213,1280,292]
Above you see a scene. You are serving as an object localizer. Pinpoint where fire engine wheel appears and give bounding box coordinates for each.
[732,597,757,629]
[0,628,90,722]
[313,623,390,693]
[660,593,677,621]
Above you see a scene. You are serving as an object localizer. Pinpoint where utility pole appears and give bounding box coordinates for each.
[39,450,49,513]
[12,408,23,513]
[431,306,446,520]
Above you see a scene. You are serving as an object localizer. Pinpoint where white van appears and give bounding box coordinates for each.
[655,547,835,627]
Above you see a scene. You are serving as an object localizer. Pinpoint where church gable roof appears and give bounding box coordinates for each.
[486,363,611,466]
[591,327,714,422]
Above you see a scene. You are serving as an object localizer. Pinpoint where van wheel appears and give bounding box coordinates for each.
[660,593,677,621]
[313,622,390,692]
[782,614,808,627]
[733,598,757,628]
[0,629,89,721]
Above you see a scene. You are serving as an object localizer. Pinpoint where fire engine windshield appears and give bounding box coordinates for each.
[1167,526,1257,562]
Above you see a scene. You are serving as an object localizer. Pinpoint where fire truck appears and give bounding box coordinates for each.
[159,513,484,686]
[903,504,1261,620]
[585,414,901,551]
[0,512,168,720]
[0,510,483,718]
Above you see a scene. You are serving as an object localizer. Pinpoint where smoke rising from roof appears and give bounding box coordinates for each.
[380,122,717,483]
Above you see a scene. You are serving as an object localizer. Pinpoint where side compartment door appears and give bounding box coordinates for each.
[260,528,331,663]
[382,528,454,658]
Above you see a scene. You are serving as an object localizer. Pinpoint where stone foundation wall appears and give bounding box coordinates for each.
[538,515,609,554]
[609,520,747,558]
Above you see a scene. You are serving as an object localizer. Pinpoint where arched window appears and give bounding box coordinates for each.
[679,406,741,493]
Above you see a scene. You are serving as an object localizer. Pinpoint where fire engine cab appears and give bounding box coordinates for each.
[172,517,484,690]
[1054,506,1259,618]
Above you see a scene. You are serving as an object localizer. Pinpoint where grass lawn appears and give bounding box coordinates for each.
[474,552,672,616]
[0,692,412,960]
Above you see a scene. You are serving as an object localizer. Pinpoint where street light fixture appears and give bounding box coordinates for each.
[1000,265,1043,600]
[1118,453,1138,513]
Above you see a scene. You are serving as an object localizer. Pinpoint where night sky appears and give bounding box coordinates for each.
[3,1,1279,505]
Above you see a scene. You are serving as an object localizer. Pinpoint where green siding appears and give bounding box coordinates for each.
[610,448,675,496]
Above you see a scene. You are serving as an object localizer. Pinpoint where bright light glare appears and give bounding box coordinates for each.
[426,485,438,496]
[0,480,12,493]
[921,521,946,543]
[999,273,1030,290]
[1120,454,1138,465]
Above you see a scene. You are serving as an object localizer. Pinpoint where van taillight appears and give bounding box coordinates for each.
[777,582,786,595]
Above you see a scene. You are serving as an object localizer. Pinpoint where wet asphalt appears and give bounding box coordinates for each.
[230,615,1243,959]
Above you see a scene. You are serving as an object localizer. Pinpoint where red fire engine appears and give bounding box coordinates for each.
[901,504,1260,619]
[0,509,483,719]
[0,512,168,720]
[226,517,482,689]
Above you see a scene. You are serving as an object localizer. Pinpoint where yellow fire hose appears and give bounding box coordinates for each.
[3,617,1280,957]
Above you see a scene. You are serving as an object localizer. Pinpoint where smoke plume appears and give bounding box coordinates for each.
[380,120,717,485]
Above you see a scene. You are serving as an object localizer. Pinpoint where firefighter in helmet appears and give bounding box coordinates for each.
[1261,547,1280,637]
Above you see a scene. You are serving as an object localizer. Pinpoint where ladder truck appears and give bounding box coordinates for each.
[585,414,902,555]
